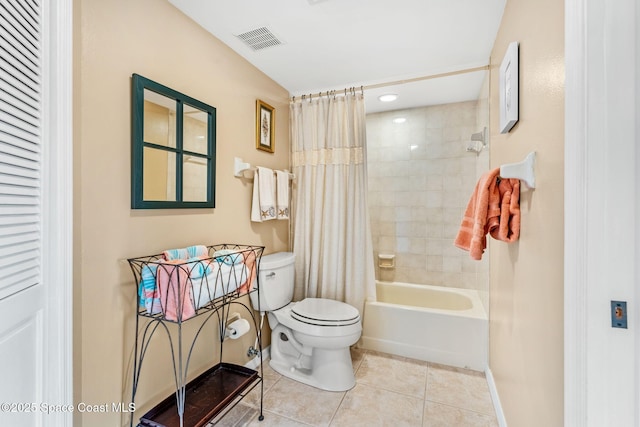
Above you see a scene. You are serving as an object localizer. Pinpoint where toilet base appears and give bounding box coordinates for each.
[269,325,356,392]
[269,346,356,392]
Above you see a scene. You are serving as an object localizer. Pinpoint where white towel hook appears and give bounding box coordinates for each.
[500,152,536,189]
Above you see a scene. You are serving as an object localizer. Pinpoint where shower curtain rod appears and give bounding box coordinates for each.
[290,65,489,102]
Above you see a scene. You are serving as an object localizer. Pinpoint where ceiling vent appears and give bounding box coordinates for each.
[235,27,283,51]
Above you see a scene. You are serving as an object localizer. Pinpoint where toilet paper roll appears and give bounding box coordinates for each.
[226,318,250,339]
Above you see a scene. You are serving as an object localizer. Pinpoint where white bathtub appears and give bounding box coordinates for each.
[360,281,488,371]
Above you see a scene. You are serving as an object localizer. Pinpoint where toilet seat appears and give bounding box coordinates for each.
[271,298,362,339]
[291,298,360,326]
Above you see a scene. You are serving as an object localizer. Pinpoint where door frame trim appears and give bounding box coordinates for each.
[565,0,639,424]
[42,0,73,424]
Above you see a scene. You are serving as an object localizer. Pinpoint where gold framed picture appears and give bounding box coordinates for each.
[256,100,275,153]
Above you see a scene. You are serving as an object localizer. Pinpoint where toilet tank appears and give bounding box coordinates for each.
[250,252,295,312]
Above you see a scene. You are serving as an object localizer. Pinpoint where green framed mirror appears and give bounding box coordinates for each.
[131,74,216,209]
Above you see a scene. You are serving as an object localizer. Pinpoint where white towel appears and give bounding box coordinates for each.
[251,166,276,222]
[275,170,290,220]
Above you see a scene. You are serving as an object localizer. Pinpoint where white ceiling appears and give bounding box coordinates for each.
[168,0,506,113]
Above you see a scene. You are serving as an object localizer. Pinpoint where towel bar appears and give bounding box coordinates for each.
[233,157,295,180]
[500,152,536,189]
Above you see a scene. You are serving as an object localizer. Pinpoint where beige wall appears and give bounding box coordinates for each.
[488,0,564,425]
[74,0,290,425]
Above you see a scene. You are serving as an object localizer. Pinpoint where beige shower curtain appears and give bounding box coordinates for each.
[289,92,376,315]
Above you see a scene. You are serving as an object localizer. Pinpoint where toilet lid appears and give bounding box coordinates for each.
[291,298,360,326]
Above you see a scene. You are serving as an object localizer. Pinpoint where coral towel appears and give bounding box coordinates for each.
[454,168,521,260]
[490,175,521,243]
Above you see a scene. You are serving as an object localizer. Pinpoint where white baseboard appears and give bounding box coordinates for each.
[485,367,507,427]
[245,346,270,369]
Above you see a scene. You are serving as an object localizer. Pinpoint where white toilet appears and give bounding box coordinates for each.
[249,252,362,392]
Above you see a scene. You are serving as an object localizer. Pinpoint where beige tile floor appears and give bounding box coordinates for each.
[211,348,498,427]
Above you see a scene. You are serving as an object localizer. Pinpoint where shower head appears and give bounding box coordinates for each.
[471,127,487,144]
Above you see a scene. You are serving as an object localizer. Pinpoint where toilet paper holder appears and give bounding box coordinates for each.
[223,313,240,338]
[224,314,251,340]
[224,312,241,326]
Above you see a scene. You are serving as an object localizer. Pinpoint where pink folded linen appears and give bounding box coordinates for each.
[155,260,196,321]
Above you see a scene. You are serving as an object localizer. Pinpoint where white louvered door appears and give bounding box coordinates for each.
[0,1,47,425]
[0,0,42,300]
[0,1,72,426]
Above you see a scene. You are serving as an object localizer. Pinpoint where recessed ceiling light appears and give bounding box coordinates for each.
[393,117,406,124]
[378,93,398,102]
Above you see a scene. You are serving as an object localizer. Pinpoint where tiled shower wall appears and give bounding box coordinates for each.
[366,99,489,306]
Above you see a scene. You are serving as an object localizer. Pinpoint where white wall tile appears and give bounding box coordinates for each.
[366,101,489,293]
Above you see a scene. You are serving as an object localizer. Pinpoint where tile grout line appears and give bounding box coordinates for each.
[356,350,430,401]
[423,360,499,423]
[326,348,367,426]
[422,362,430,426]
[253,349,497,426]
